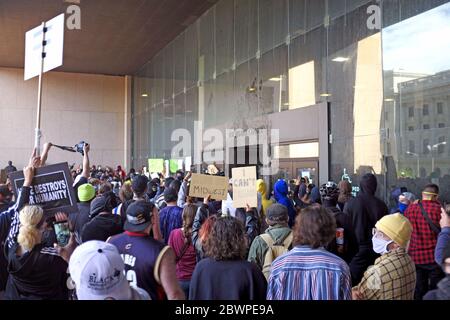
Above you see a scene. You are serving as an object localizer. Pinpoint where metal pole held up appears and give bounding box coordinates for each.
[35,21,47,156]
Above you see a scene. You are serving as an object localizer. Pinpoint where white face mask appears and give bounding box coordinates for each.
[372,235,393,254]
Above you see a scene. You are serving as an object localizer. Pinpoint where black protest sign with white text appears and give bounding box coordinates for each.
[9,162,78,216]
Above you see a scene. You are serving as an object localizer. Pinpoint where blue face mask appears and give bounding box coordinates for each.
[398,202,408,214]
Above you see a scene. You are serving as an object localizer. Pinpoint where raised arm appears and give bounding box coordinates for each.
[81,143,90,179]
[39,142,52,167]
[5,163,36,249]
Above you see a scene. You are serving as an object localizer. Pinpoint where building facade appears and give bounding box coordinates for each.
[131,0,450,203]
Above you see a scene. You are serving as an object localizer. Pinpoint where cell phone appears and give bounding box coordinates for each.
[54,221,70,247]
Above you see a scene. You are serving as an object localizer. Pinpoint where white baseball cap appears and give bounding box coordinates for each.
[69,240,132,300]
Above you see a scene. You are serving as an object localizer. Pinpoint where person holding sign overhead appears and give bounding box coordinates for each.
[0,151,37,298]
[4,157,78,300]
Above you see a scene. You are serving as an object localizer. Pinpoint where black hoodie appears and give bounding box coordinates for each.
[5,243,68,300]
[343,173,388,285]
[81,213,123,243]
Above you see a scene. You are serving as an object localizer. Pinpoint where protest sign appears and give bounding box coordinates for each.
[169,159,179,174]
[185,156,192,172]
[189,173,228,200]
[232,166,257,208]
[148,158,164,173]
[9,163,77,216]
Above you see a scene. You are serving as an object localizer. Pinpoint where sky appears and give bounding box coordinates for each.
[382,2,450,75]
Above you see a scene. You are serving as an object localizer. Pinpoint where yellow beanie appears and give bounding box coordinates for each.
[375,213,412,248]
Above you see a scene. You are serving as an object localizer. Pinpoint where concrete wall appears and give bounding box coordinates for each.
[0,67,126,170]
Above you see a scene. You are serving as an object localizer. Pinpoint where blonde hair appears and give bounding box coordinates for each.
[17,205,44,251]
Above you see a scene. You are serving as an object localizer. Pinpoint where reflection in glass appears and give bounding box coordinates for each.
[382,1,450,201]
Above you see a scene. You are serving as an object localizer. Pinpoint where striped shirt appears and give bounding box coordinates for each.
[267,246,352,300]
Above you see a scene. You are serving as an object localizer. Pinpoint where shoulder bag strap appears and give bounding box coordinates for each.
[418,202,441,235]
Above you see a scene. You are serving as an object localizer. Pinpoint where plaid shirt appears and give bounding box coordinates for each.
[404,200,441,265]
[355,247,416,300]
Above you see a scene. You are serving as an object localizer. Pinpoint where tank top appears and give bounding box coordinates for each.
[108,232,168,300]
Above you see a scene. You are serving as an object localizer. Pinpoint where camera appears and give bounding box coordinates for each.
[75,141,88,156]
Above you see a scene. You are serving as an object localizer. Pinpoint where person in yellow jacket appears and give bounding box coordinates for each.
[256,179,274,220]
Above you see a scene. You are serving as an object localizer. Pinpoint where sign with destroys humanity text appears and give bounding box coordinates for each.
[9,162,77,216]
[189,173,228,201]
[232,166,257,208]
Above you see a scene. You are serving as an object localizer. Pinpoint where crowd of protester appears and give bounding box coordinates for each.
[0,142,449,301]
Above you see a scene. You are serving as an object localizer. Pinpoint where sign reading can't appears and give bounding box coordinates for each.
[9,162,77,216]
[232,166,257,208]
[189,173,228,201]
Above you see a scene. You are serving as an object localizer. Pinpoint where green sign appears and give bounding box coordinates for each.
[169,159,179,174]
[148,159,164,173]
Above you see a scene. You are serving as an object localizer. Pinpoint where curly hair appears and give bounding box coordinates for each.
[204,216,247,261]
[18,205,44,251]
[293,204,336,249]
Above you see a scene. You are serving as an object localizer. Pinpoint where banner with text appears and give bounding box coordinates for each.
[232,166,257,208]
[189,173,228,200]
[9,162,77,216]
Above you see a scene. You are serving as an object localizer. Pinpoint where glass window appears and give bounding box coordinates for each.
[423,139,430,154]
[408,141,415,153]
[173,34,185,95]
[235,0,258,65]
[199,9,215,82]
[215,0,234,75]
[383,1,450,199]
[164,43,174,100]
[273,142,319,159]
[438,136,446,154]
[185,23,199,90]
[408,126,414,131]
[259,0,288,55]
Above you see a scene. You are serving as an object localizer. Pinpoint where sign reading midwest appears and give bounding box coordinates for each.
[9,162,78,216]
[189,173,228,201]
[232,166,257,208]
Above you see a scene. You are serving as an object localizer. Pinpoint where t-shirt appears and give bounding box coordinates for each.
[189,258,267,300]
[108,232,168,301]
[159,205,183,244]
[168,228,196,281]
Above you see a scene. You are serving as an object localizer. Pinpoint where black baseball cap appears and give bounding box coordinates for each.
[131,175,149,194]
[124,201,153,233]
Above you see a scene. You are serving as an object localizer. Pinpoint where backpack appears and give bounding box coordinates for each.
[260,231,293,280]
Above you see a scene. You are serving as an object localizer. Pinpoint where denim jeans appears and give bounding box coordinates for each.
[179,280,191,300]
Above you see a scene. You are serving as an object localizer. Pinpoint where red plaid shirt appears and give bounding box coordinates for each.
[404,200,441,265]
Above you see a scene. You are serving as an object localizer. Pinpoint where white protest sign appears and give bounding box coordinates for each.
[185,156,192,172]
[24,13,65,80]
[232,166,257,208]
[189,173,228,200]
